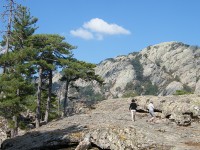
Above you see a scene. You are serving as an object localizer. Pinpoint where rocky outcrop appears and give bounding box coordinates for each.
[140,42,200,96]
[136,94,200,126]
[53,41,200,100]
[0,117,8,145]
[1,94,200,150]
[95,56,136,98]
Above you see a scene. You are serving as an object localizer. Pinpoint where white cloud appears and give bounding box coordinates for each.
[70,18,131,40]
[70,28,94,40]
[84,18,131,35]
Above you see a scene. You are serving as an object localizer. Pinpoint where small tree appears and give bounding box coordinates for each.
[60,58,104,117]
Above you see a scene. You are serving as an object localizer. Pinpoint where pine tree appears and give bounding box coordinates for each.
[0,0,16,73]
[11,5,38,51]
[0,4,38,137]
[28,34,75,127]
[60,58,104,117]
[0,71,35,137]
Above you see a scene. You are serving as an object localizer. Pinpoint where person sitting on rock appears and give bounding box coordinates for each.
[129,99,138,121]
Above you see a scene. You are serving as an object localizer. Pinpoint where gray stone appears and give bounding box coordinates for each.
[53,41,200,99]
[1,95,200,150]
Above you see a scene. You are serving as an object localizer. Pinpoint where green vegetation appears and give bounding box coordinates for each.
[173,90,193,95]
[79,85,105,102]
[60,58,104,116]
[0,3,38,136]
[174,84,193,95]
[0,1,103,135]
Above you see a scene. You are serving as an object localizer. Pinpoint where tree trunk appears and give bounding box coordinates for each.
[44,70,52,123]
[3,0,14,73]
[11,88,20,137]
[63,81,69,117]
[57,84,63,117]
[36,67,42,128]
[10,115,18,138]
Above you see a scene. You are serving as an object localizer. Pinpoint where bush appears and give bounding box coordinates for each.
[173,90,193,95]
[49,112,60,121]
[18,121,27,130]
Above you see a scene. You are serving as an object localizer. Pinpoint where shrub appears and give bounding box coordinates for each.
[173,90,193,95]
[18,121,27,130]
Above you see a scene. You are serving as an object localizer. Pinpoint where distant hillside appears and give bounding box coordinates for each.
[53,41,200,100]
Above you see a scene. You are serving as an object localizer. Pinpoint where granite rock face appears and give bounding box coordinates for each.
[1,94,200,150]
[139,42,200,96]
[53,41,200,99]
[96,41,200,97]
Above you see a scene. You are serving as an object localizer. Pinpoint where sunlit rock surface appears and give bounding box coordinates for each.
[1,94,200,150]
[53,41,200,99]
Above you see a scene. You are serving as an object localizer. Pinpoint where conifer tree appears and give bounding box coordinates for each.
[0,0,16,73]
[28,34,75,127]
[0,4,38,137]
[0,71,35,134]
[0,5,38,71]
[11,5,38,51]
[60,58,104,116]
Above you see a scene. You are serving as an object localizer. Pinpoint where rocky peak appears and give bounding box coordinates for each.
[51,41,200,101]
[140,41,199,92]
[93,41,200,98]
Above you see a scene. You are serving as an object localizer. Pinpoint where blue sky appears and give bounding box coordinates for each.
[1,0,200,64]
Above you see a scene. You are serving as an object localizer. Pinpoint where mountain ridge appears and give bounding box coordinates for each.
[52,41,200,101]
[92,41,200,98]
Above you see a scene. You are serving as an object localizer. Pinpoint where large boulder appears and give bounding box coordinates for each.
[136,94,200,126]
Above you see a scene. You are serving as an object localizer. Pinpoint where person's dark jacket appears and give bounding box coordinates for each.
[129,102,137,110]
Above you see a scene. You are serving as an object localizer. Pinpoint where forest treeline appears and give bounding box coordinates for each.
[0,0,103,137]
